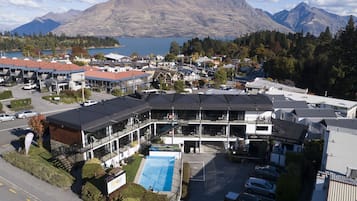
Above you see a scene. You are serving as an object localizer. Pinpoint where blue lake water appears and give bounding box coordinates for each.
[3,37,190,58]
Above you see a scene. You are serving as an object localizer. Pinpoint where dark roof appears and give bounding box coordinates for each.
[321,119,357,130]
[226,94,272,111]
[267,95,286,102]
[172,94,201,110]
[271,119,307,144]
[146,94,272,111]
[273,101,308,109]
[199,94,229,110]
[47,96,149,131]
[145,94,175,110]
[293,109,337,118]
[47,94,273,131]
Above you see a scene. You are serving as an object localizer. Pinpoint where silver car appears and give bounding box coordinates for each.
[0,113,16,122]
[245,177,276,198]
[16,110,38,119]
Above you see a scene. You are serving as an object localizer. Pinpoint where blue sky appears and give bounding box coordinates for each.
[0,0,356,31]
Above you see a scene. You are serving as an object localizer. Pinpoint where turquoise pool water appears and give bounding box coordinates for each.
[139,156,175,192]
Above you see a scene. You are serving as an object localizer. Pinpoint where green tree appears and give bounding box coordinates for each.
[169,41,180,55]
[174,80,185,93]
[214,68,227,88]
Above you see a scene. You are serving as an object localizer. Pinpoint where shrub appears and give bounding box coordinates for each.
[111,88,123,97]
[0,102,2,111]
[82,159,105,179]
[0,90,13,100]
[181,162,191,200]
[82,182,105,201]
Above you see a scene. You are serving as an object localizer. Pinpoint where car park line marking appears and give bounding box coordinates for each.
[0,175,42,201]
[9,188,17,194]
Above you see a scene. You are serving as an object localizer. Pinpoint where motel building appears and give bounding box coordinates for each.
[47,93,273,167]
[0,57,85,92]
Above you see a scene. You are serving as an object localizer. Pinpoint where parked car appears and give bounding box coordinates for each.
[16,110,38,119]
[254,165,280,181]
[245,177,276,198]
[82,99,98,107]
[237,193,261,201]
[0,113,15,122]
[224,192,260,201]
[23,83,37,90]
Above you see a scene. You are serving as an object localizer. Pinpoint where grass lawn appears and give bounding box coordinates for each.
[122,154,143,182]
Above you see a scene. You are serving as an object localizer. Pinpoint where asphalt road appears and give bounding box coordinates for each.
[0,85,115,201]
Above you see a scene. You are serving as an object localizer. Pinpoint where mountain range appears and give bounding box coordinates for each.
[10,0,357,37]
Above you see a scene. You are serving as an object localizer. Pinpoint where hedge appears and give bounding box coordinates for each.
[0,102,2,111]
[10,98,32,110]
[0,90,13,100]
[2,151,74,189]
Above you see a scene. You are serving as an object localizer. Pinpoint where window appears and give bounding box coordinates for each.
[256,126,268,131]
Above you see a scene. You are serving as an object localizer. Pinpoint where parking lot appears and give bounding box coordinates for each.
[183,152,255,201]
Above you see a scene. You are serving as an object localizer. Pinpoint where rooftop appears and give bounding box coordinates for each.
[0,57,84,72]
[246,78,308,94]
[267,88,357,110]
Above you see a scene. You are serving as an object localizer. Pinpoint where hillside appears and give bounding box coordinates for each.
[272,2,353,35]
[52,0,291,37]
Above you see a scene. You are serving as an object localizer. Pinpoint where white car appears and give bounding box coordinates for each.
[0,113,16,122]
[16,110,38,119]
[82,100,98,107]
[23,83,37,90]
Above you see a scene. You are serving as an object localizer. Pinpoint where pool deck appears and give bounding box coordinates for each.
[134,156,182,201]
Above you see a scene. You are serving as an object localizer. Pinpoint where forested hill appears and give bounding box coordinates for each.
[175,17,357,100]
[0,33,119,57]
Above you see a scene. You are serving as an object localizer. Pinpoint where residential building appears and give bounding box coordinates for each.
[46,94,273,167]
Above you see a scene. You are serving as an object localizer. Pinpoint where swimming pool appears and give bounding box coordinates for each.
[139,156,175,192]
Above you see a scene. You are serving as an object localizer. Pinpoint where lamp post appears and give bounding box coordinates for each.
[81,73,85,103]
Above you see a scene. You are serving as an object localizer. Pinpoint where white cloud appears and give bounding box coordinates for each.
[307,0,357,16]
[6,0,41,8]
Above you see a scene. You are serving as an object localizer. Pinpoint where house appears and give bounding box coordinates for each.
[246,78,308,94]
[269,119,308,166]
[46,94,273,167]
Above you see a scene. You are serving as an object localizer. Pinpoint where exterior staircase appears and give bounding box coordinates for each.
[53,155,73,172]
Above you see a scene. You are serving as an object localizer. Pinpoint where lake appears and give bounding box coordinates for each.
[3,37,191,58]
